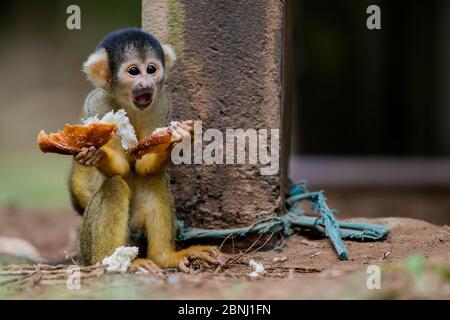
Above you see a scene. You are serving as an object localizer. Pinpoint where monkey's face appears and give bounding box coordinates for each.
[117,57,165,110]
[83,29,176,111]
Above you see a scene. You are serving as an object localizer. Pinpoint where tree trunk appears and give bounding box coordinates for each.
[142,0,289,228]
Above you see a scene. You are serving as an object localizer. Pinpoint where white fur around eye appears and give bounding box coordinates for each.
[116,67,138,89]
[143,60,164,81]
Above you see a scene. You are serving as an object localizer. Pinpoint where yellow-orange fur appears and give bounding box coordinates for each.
[70,34,219,271]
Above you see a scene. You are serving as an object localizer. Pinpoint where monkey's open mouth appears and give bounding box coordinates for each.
[133,89,153,109]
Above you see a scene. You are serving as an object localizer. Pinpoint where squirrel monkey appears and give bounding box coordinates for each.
[69,29,222,273]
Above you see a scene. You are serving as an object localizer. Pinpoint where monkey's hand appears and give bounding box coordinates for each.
[74,146,106,166]
[135,121,194,176]
[74,137,130,177]
[168,120,194,144]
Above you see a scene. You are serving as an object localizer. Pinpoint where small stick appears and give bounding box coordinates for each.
[218,233,234,251]
[231,234,235,254]
[214,233,265,273]
[247,232,275,255]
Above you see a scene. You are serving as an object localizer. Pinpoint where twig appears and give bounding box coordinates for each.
[218,233,234,251]
[231,234,235,254]
[228,233,265,265]
[0,264,107,289]
[214,233,266,273]
[247,232,275,256]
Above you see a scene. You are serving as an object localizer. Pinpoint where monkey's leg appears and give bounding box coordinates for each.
[69,135,129,215]
[130,174,223,273]
[69,162,105,214]
[78,175,131,265]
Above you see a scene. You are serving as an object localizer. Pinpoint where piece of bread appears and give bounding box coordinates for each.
[83,109,137,150]
[37,123,116,155]
[129,129,173,159]
[129,120,194,159]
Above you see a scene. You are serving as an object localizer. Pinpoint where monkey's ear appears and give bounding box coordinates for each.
[162,44,176,70]
[83,48,110,88]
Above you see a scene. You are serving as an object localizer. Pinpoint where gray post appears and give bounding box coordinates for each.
[142,0,289,229]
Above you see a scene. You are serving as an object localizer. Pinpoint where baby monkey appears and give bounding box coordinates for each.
[69,28,222,273]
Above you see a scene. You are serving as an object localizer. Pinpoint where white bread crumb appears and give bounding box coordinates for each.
[101,246,139,272]
[153,121,180,134]
[248,259,266,278]
[83,109,137,150]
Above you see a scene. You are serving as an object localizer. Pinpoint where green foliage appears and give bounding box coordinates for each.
[404,254,428,293]
[0,153,71,209]
[0,254,34,267]
[432,264,450,282]
[405,254,426,277]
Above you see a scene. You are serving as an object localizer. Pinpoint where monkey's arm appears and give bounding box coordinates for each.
[97,135,130,177]
[79,89,131,177]
[135,152,170,176]
[69,135,129,213]
[135,121,193,176]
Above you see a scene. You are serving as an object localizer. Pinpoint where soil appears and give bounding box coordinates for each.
[0,208,80,260]
[0,208,449,299]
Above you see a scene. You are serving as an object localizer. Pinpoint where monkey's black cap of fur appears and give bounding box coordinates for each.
[97,28,165,78]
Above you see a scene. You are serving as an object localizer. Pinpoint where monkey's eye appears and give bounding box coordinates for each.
[128,66,140,76]
[147,65,157,75]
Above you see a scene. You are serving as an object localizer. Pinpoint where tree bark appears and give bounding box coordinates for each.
[142,0,288,228]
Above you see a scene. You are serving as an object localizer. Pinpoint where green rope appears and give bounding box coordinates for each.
[176,180,390,260]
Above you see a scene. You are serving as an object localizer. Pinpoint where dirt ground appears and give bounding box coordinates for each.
[0,208,449,299]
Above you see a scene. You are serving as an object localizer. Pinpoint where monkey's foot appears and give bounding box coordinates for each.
[176,245,224,273]
[130,258,163,275]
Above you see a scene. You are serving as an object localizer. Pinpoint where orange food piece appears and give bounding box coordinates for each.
[37,123,116,155]
[129,129,173,159]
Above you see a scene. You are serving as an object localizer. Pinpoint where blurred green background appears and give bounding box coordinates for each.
[0,0,141,209]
